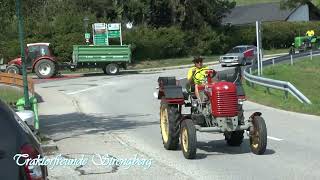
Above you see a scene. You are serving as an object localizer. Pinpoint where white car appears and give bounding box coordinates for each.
[219,45,257,67]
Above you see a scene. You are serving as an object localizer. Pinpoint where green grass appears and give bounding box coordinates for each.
[234,0,319,6]
[244,56,320,115]
[128,55,219,70]
[0,86,23,106]
[264,48,289,55]
[234,0,280,6]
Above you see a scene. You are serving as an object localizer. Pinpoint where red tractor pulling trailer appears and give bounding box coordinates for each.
[157,68,267,159]
[1,43,58,79]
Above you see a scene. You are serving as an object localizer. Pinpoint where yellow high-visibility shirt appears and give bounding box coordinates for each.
[310,30,315,36]
[187,66,209,84]
[307,30,315,37]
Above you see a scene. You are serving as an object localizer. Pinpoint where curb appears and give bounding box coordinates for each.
[41,140,59,155]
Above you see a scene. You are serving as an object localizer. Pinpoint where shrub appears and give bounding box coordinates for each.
[124,26,188,61]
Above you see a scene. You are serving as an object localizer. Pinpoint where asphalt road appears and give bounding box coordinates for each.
[36,64,320,180]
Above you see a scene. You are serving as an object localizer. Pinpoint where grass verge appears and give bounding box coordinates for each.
[128,55,219,70]
[264,48,289,55]
[235,0,280,6]
[244,55,320,116]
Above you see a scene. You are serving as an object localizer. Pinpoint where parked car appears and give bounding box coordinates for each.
[0,99,48,180]
[219,45,257,67]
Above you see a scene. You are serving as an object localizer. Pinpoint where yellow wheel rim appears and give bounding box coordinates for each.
[160,106,169,143]
[182,128,188,153]
[252,130,259,149]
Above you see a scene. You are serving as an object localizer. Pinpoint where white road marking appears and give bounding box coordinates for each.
[267,136,283,141]
[66,82,113,95]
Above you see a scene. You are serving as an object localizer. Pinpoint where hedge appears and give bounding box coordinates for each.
[1,21,319,63]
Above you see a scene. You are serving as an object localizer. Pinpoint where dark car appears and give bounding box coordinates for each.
[0,99,48,180]
[219,45,257,67]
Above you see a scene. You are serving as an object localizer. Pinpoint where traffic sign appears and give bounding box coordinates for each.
[108,30,120,38]
[85,33,90,39]
[108,23,120,30]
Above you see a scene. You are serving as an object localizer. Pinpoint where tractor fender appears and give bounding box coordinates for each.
[249,112,262,119]
[8,57,22,67]
[32,56,56,71]
[158,77,184,101]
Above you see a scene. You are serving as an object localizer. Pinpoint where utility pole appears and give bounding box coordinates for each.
[16,0,30,109]
[256,21,263,76]
[256,21,260,76]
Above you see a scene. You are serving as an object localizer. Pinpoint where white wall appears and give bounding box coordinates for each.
[287,5,309,21]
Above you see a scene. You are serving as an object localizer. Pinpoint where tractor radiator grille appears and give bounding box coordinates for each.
[214,92,238,117]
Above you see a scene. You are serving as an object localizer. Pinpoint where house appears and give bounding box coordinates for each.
[222,1,320,25]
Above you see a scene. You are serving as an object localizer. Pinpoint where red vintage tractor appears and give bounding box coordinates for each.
[5,43,58,79]
[157,68,267,159]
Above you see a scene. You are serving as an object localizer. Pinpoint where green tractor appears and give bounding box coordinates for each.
[290,36,320,54]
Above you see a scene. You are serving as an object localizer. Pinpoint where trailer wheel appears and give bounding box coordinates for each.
[6,65,21,74]
[250,116,267,155]
[160,103,180,150]
[35,59,56,79]
[104,63,119,75]
[224,130,244,146]
[180,119,197,159]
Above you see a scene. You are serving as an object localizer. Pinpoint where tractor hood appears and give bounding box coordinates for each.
[8,57,22,66]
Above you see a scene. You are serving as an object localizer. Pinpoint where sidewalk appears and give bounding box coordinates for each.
[36,86,191,180]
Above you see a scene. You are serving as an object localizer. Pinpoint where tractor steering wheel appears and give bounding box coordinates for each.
[193,68,207,81]
[193,69,216,82]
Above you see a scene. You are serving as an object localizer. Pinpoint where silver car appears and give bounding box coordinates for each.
[219,45,257,67]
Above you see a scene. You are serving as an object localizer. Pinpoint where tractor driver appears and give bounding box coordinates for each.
[306,30,315,45]
[187,56,210,102]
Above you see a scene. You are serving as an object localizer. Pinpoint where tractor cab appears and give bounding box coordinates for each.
[25,43,53,67]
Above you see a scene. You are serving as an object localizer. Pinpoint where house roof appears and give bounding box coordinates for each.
[222,2,296,25]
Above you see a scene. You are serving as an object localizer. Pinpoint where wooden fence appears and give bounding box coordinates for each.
[0,73,34,95]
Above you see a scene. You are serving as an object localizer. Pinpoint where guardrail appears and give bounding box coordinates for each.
[0,73,34,95]
[243,50,320,104]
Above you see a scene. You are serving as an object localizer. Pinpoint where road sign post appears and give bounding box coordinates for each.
[256,21,263,76]
[256,21,261,76]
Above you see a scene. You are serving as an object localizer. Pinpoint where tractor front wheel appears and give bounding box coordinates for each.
[250,116,267,155]
[180,119,197,159]
[160,103,180,150]
[6,65,21,74]
[35,59,56,79]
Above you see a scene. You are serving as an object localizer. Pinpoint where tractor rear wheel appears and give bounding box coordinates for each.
[225,130,244,146]
[35,59,56,79]
[160,102,180,150]
[180,119,197,159]
[250,116,267,155]
[6,65,21,74]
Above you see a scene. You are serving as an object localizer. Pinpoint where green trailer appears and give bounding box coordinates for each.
[71,23,132,75]
[72,45,131,75]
